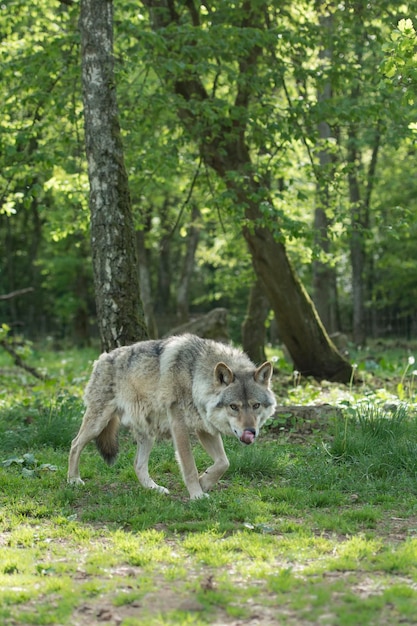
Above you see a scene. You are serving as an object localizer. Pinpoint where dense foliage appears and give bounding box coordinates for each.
[1,0,417,344]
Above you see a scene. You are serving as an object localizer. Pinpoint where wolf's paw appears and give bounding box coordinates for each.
[68,477,85,486]
[152,485,170,495]
[190,491,210,501]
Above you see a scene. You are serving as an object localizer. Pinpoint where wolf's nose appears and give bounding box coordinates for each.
[246,428,256,435]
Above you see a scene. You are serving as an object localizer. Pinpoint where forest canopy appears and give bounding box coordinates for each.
[1,0,417,348]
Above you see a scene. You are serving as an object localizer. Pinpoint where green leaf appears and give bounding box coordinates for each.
[398,18,415,35]
[1,457,24,467]
[39,464,58,472]
[22,468,37,478]
[22,453,37,467]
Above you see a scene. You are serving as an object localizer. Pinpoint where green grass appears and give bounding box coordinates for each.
[2,343,417,624]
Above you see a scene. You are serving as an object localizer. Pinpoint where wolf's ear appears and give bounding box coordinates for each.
[254,362,273,385]
[214,362,234,386]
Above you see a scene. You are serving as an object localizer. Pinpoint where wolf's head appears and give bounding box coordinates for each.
[209,361,276,443]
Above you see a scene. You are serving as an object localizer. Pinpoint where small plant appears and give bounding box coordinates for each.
[326,400,417,480]
[1,452,57,478]
[355,401,408,439]
[397,355,416,400]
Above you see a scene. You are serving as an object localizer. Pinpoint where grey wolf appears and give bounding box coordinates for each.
[67,334,276,499]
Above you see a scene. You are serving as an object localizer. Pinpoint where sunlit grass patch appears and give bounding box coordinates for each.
[122,611,211,626]
[266,567,300,593]
[370,538,417,574]
[324,535,383,572]
[113,529,181,567]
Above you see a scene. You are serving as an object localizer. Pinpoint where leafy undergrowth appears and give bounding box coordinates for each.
[1,342,417,624]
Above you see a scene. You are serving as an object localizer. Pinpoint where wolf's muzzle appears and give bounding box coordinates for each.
[240,428,256,445]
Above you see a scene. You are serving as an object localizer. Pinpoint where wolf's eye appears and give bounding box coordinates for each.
[253,403,260,410]
[230,403,239,411]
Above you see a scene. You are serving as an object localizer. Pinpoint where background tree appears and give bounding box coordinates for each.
[282,0,415,342]
[241,278,269,363]
[0,0,86,339]
[79,0,147,350]
[2,0,417,367]
[140,0,352,381]
[311,9,339,334]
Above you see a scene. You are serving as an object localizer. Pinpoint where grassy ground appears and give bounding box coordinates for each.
[1,341,417,625]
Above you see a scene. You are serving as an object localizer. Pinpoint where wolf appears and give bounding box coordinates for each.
[67,333,276,499]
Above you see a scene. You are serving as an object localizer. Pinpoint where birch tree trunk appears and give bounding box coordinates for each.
[80,0,147,351]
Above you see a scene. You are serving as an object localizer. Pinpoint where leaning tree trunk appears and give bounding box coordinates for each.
[242,216,351,380]
[143,0,352,382]
[80,0,147,351]
[217,170,350,380]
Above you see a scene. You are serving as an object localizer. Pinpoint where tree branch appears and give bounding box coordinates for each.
[0,340,47,381]
[0,288,34,301]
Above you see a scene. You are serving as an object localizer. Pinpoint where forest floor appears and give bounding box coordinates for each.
[1,340,417,625]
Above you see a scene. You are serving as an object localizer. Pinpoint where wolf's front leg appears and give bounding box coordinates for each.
[134,435,169,495]
[197,431,230,492]
[169,409,206,500]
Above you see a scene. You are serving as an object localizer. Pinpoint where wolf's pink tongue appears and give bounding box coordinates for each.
[240,430,255,445]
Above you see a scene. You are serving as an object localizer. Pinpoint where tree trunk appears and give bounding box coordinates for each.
[347,120,380,346]
[313,120,340,334]
[166,307,229,343]
[136,229,158,338]
[242,217,351,380]
[143,0,352,382]
[80,0,147,351]
[176,204,201,324]
[347,124,367,346]
[313,205,339,334]
[312,15,339,334]
[203,130,351,381]
[241,277,269,364]
[155,232,172,314]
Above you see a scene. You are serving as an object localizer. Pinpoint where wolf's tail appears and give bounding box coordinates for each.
[95,413,120,465]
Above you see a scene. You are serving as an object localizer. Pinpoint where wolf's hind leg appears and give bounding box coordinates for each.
[68,405,117,484]
[134,435,169,495]
[197,431,230,492]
